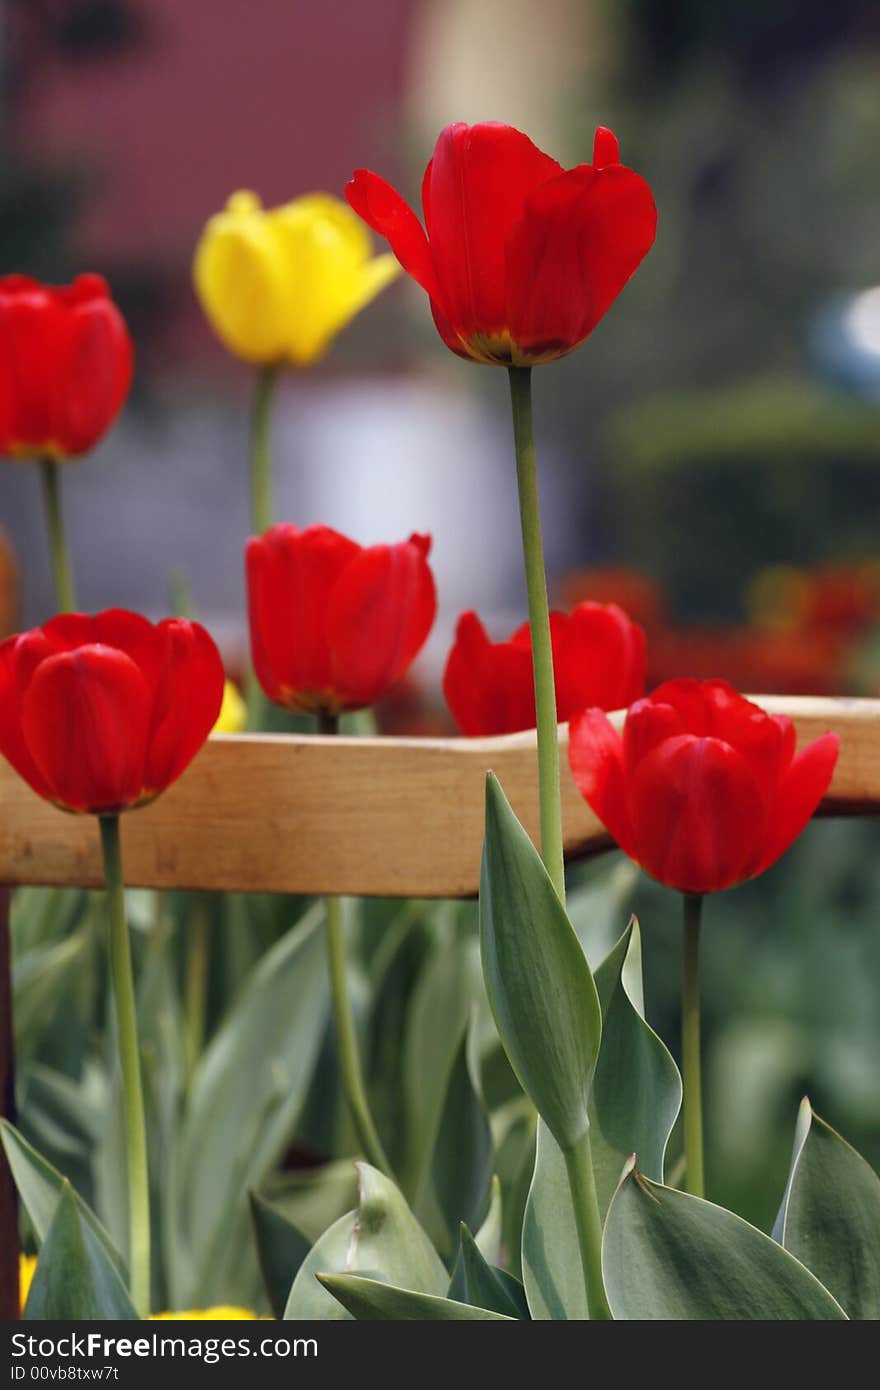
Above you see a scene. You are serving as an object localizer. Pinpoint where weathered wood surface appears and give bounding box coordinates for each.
[1,697,877,898]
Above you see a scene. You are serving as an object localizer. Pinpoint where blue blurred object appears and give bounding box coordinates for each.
[811,287,880,399]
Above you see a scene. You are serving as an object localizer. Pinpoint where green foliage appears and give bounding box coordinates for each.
[23,1183,137,1322]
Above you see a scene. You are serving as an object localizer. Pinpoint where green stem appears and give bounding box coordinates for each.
[249,364,279,536]
[508,366,565,903]
[99,816,150,1317]
[319,711,392,1175]
[39,458,76,612]
[563,1133,613,1320]
[184,895,211,1087]
[682,893,705,1198]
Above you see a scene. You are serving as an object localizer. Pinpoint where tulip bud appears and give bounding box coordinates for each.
[194,191,400,367]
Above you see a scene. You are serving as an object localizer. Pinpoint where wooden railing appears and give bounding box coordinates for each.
[2,695,879,1317]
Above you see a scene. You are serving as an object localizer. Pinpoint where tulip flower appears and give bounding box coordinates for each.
[194,191,399,369]
[444,603,645,736]
[247,522,435,1179]
[213,677,247,734]
[195,193,400,566]
[19,1254,36,1313]
[350,123,656,1314]
[0,274,133,611]
[346,123,655,368]
[0,609,224,1317]
[247,524,436,719]
[569,677,840,1198]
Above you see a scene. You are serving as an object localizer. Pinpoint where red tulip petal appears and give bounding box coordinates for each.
[425,123,561,345]
[0,636,51,798]
[755,733,840,876]
[51,294,132,454]
[592,126,620,168]
[443,610,536,736]
[326,535,436,709]
[622,697,686,779]
[505,162,656,360]
[0,282,60,452]
[628,735,766,895]
[246,524,360,709]
[555,602,646,718]
[92,609,163,688]
[20,644,151,813]
[568,709,635,856]
[346,169,441,302]
[142,620,224,793]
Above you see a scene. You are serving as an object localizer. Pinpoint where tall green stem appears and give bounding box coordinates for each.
[318,711,392,1175]
[563,1133,612,1319]
[249,364,279,536]
[508,367,607,1316]
[184,895,211,1088]
[682,893,705,1198]
[508,366,565,903]
[99,816,150,1317]
[39,459,75,612]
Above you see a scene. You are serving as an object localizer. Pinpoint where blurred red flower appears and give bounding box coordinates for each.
[444,602,645,736]
[346,123,656,367]
[0,274,133,459]
[569,677,839,895]
[247,524,436,715]
[0,610,224,814]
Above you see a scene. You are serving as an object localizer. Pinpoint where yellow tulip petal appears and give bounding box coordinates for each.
[193,192,293,364]
[151,1306,262,1320]
[19,1253,37,1310]
[212,679,247,734]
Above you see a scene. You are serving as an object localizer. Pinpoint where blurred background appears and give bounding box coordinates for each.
[2,1,880,1234]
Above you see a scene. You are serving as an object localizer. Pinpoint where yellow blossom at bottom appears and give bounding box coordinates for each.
[212,679,247,734]
[151,1307,262,1320]
[19,1254,37,1310]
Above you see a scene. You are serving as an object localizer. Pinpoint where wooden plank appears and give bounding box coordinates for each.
[0,696,878,899]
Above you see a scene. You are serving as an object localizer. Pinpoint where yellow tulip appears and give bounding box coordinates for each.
[151,1307,262,1320]
[194,191,399,366]
[212,678,247,734]
[19,1253,36,1310]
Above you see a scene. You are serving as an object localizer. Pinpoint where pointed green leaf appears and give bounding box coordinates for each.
[284,1163,448,1320]
[430,1011,493,1257]
[249,1192,311,1319]
[591,918,681,1211]
[474,1174,503,1264]
[318,1274,513,1321]
[603,1161,847,1320]
[1,1120,125,1277]
[522,919,681,1318]
[773,1098,880,1319]
[176,906,329,1303]
[23,1183,137,1320]
[448,1225,529,1318]
[479,774,601,1152]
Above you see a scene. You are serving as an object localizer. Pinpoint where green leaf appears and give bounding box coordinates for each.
[603,1161,847,1320]
[1,1120,125,1277]
[448,1225,529,1318]
[284,1163,448,1320]
[474,1174,503,1264]
[479,774,601,1151]
[23,1182,137,1320]
[249,1192,311,1320]
[522,919,681,1319]
[521,1122,587,1320]
[174,905,329,1304]
[318,1274,512,1321]
[430,1011,493,1258]
[591,918,681,1212]
[773,1098,880,1319]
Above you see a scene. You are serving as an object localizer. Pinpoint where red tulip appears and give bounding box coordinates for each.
[568,678,839,895]
[444,602,645,736]
[346,123,656,367]
[0,610,224,814]
[0,273,133,459]
[246,524,437,714]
